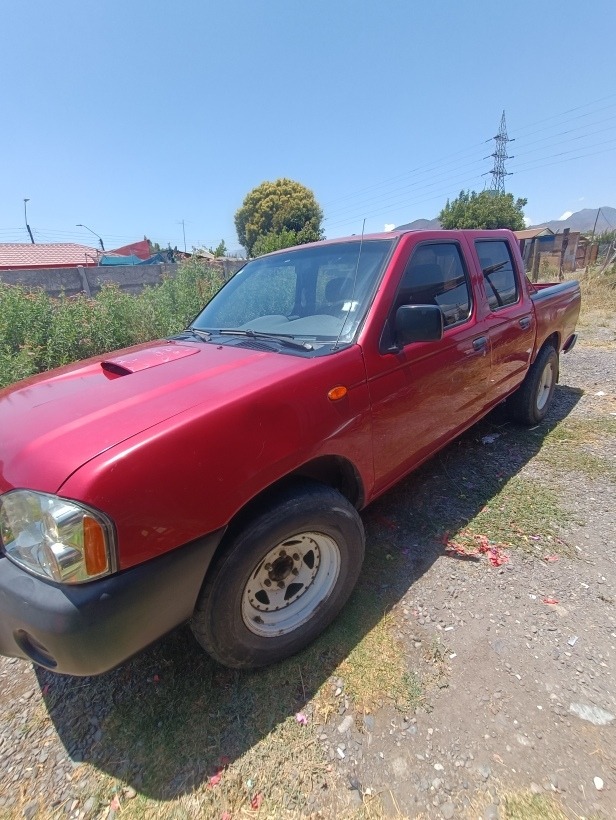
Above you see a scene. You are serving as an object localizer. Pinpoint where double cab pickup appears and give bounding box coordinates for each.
[0,229,580,674]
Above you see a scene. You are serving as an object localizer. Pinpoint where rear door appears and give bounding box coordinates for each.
[363,239,492,494]
[471,238,535,403]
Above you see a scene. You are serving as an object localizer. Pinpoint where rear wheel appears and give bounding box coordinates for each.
[507,344,558,426]
[191,481,365,668]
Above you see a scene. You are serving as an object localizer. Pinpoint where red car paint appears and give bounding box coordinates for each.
[0,230,580,675]
[0,230,580,570]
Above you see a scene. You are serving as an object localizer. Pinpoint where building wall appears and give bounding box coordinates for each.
[0,260,244,298]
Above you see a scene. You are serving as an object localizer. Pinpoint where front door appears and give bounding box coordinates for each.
[364,240,492,495]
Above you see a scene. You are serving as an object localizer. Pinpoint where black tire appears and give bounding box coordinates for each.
[191,481,365,669]
[507,344,559,426]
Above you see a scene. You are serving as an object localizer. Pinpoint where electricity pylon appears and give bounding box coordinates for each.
[483,110,514,194]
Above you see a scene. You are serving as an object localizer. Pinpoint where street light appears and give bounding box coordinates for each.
[76,223,105,251]
[23,198,35,244]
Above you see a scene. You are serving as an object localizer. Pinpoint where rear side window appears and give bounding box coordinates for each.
[475,240,519,310]
[396,242,471,327]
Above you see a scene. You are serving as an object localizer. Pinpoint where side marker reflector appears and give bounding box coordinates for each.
[328,386,348,401]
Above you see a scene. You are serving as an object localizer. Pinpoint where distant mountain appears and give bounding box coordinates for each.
[394,206,615,235]
[531,206,616,234]
[395,217,441,231]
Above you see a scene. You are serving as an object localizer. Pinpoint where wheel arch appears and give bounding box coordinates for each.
[534,331,560,361]
[204,455,365,580]
[190,461,366,667]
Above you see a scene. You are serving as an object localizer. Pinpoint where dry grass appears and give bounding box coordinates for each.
[468,787,571,820]
[571,265,616,345]
[532,263,616,347]
[536,415,616,480]
[25,544,422,820]
[0,540,421,820]
[501,790,570,819]
[91,622,417,818]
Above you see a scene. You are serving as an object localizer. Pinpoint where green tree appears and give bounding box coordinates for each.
[439,190,527,231]
[208,240,228,258]
[252,229,302,257]
[235,178,323,256]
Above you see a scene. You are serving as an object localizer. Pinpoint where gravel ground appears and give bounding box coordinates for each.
[0,341,614,819]
[318,344,616,818]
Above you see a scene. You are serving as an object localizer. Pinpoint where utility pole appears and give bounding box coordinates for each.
[483,111,515,194]
[590,208,601,241]
[585,208,602,273]
[23,198,35,244]
[180,219,186,253]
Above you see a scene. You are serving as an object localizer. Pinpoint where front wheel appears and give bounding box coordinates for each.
[507,344,559,426]
[191,481,365,669]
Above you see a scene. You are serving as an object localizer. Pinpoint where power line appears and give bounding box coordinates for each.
[321,95,616,225]
[321,96,616,213]
[325,136,616,234]
[511,94,616,136]
[510,137,616,172]
[324,118,616,228]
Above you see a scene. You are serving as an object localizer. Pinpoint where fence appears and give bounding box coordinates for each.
[0,259,244,298]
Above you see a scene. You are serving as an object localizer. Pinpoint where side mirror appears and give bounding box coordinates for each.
[394,304,443,347]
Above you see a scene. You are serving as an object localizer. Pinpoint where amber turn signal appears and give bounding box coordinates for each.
[83,515,109,576]
[327,385,348,401]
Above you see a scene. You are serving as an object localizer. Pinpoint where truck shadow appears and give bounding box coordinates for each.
[37,384,583,801]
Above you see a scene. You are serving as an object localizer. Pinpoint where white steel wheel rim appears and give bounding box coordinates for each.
[536,361,554,411]
[241,531,341,638]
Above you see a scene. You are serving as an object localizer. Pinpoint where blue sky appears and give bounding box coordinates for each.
[2,0,615,254]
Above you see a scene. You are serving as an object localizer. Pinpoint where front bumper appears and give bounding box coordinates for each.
[0,530,224,676]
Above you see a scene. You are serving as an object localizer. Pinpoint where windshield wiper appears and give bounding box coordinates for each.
[184,327,212,342]
[216,328,313,351]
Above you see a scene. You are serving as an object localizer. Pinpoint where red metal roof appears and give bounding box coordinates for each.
[109,239,151,260]
[0,243,102,270]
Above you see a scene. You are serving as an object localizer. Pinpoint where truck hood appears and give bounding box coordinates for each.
[0,340,307,494]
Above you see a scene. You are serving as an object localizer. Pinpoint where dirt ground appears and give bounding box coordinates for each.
[0,332,614,820]
[321,340,616,819]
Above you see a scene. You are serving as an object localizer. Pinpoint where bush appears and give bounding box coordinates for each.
[0,260,226,389]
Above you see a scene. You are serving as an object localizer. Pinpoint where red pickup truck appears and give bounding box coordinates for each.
[0,229,580,675]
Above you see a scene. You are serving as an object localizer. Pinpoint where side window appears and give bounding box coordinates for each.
[475,240,519,310]
[396,243,471,328]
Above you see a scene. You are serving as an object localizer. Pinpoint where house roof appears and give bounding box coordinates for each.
[514,228,555,240]
[0,243,101,269]
[108,239,151,260]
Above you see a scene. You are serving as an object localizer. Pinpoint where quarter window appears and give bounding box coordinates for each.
[396,243,471,328]
[475,240,519,310]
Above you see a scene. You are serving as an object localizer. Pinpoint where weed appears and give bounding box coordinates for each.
[0,261,226,389]
[455,475,572,557]
[573,266,616,345]
[536,416,616,480]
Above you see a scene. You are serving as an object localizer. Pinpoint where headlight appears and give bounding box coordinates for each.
[0,490,116,584]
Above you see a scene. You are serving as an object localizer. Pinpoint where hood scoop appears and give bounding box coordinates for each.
[101,343,199,377]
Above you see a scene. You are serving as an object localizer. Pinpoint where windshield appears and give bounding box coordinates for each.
[192,239,395,346]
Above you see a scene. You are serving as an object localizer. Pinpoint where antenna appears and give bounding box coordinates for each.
[332,219,365,350]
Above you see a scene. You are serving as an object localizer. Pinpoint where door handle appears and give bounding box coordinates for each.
[519,316,531,329]
[472,336,488,351]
